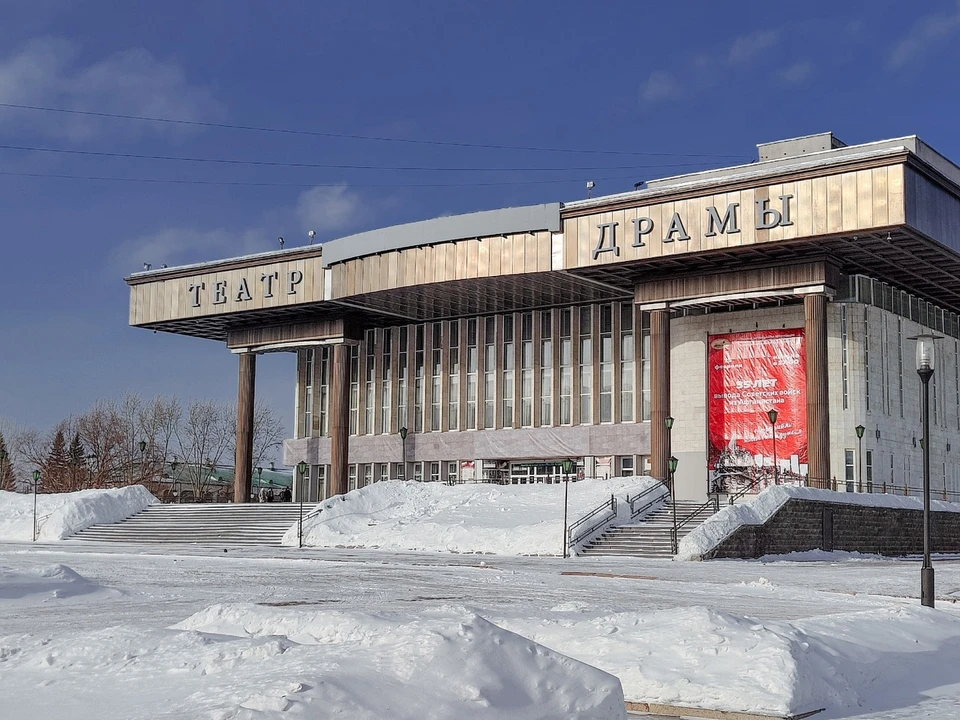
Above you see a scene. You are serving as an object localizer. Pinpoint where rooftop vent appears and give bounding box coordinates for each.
[757,132,846,162]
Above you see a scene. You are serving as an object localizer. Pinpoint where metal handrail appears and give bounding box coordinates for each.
[670,495,721,555]
[568,494,618,549]
[628,482,670,519]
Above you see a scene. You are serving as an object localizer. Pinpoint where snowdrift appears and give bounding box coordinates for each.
[283,476,659,554]
[0,486,156,541]
[0,563,121,605]
[678,485,960,560]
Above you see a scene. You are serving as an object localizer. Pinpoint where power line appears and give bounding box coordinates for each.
[0,142,716,173]
[0,102,752,160]
[0,168,656,189]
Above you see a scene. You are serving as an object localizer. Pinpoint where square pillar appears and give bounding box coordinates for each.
[329,343,351,497]
[804,293,831,488]
[234,353,256,503]
[650,308,671,484]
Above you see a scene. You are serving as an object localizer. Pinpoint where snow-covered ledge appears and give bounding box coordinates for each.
[678,485,960,561]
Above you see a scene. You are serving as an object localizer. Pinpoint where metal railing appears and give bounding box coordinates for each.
[567,494,618,551]
[627,482,670,520]
[671,495,721,555]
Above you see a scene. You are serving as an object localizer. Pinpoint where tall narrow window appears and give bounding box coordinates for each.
[431,323,442,431]
[844,449,855,493]
[559,309,573,425]
[502,315,515,426]
[620,302,634,422]
[318,346,330,436]
[466,319,478,429]
[540,310,553,425]
[414,325,424,432]
[379,329,392,434]
[364,330,375,434]
[881,315,889,415]
[599,304,613,423]
[840,304,849,409]
[483,317,496,428]
[521,312,534,427]
[955,340,959,431]
[398,326,409,430]
[579,306,593,424]
[866,450,874,493]
[897,318,904,417]
[349,344,360,435]
[863,310,870,412]
[449,321,460,431]
[302,349,314,438]
[641,312,651,421]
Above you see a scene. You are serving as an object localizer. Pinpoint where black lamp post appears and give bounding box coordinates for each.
[32,469,41,542]
[855,425,866,493]
[911,333,941,608]
[668,456,679,555]
[664,416,674,489]
[256,466,263,501]
[138,440,147,483]
[297,460,307,548]
[561,458,574,558]
[767,409,779,486]
[399,426,408,480]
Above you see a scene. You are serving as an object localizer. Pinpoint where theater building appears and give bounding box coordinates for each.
[126,132,960,503]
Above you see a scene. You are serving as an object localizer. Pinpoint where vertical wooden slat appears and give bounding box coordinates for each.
[805,294,831,488]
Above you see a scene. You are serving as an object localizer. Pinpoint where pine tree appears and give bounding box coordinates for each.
[68,432,86,490]
[0,432,14,491]
[46,428,68,492]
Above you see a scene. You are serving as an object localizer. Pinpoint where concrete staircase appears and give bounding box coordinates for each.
[69,503,318,547]
[579,500,717,558]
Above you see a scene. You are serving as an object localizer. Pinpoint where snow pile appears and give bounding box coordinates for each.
[0,602,626,720]
[678,485,960,560]
[284,476,659,554]
[500,604,960,717]
[0,486,156,541]
[0,564,121,605]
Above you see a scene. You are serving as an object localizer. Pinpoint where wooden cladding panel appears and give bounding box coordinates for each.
[905,167,960,254]
[562,165,906,269]
[226,318,362,350]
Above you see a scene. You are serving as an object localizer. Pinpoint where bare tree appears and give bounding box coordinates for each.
[175,399,234,500]
[252,400,285,472]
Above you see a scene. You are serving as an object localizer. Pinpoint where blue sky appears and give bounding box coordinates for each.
[1,0,959,444]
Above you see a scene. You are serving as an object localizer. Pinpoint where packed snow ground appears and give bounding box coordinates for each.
[285,476,660,554]
[4,545,960,719]
[0,486,155,541]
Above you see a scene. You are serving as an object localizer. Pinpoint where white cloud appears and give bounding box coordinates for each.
[107,227,267,275]
[0,36,218,140]
[778,60,814,86]
[727,30,779,66]
[888,2,960,70]
[640,71,682,103]
[295,184,364,235]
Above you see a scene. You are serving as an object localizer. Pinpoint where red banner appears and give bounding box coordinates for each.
[707,329,806,480]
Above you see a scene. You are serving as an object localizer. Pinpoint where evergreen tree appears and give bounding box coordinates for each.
[0,432,14,491]
[46,428,68,491]
[68,433,87,490]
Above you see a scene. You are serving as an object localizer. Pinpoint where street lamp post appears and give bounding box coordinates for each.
[32,469,41,542]
[399,426,408,480]
[256,466,263,502]
[561,459,574,558]
[170,460,180,503]
[767,409,779,486]
[138,440,147,483]
[855,425,866,493]
[668,456,679,555]
[663,416,674,489]
[911,333,941,608]
[297,460,307,549]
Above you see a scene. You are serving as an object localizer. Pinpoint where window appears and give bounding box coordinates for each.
[361,463,373,488]
[599,304,613,423]
[392,462,404,480]
[377,463,389,483]
[349,345,360,435]
[318,347,330,436]
[579,306,593,424]
[302,349,314,438]
[897,318,904,417]
[449,321,460,431]
[429,462,440,483]
[840,304,849,409]
[398,326,409,430]
[617,455,635,477]
[844,449,855,493]
[866,450,873,493]
[521,312,534,427]
[620,303,634,422]
[881,315,889,415]
[413,462,424,483]
[364,330,375,434]
[641,312,651,421]
[414,325,424,432]
[430,323,442,431]
[863,310,870,412]
[483,317,496,428]
[559,309,573,425]
[502,314,515,426]
[380,329,392,434]
[348,464,358,492]
[446,461,459,485]
[466,319,478,429]
[540,310,553,425]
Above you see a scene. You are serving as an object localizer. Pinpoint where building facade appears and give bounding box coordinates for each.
[126,132,960,504]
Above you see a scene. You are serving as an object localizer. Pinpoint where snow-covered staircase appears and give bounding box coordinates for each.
[69,503,318,547]
[579,500,717,558]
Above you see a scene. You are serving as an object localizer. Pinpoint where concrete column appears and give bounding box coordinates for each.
[805,293,831,489]
[329,343,351,497]
[234,353,256,503]
[650,308,671,483]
